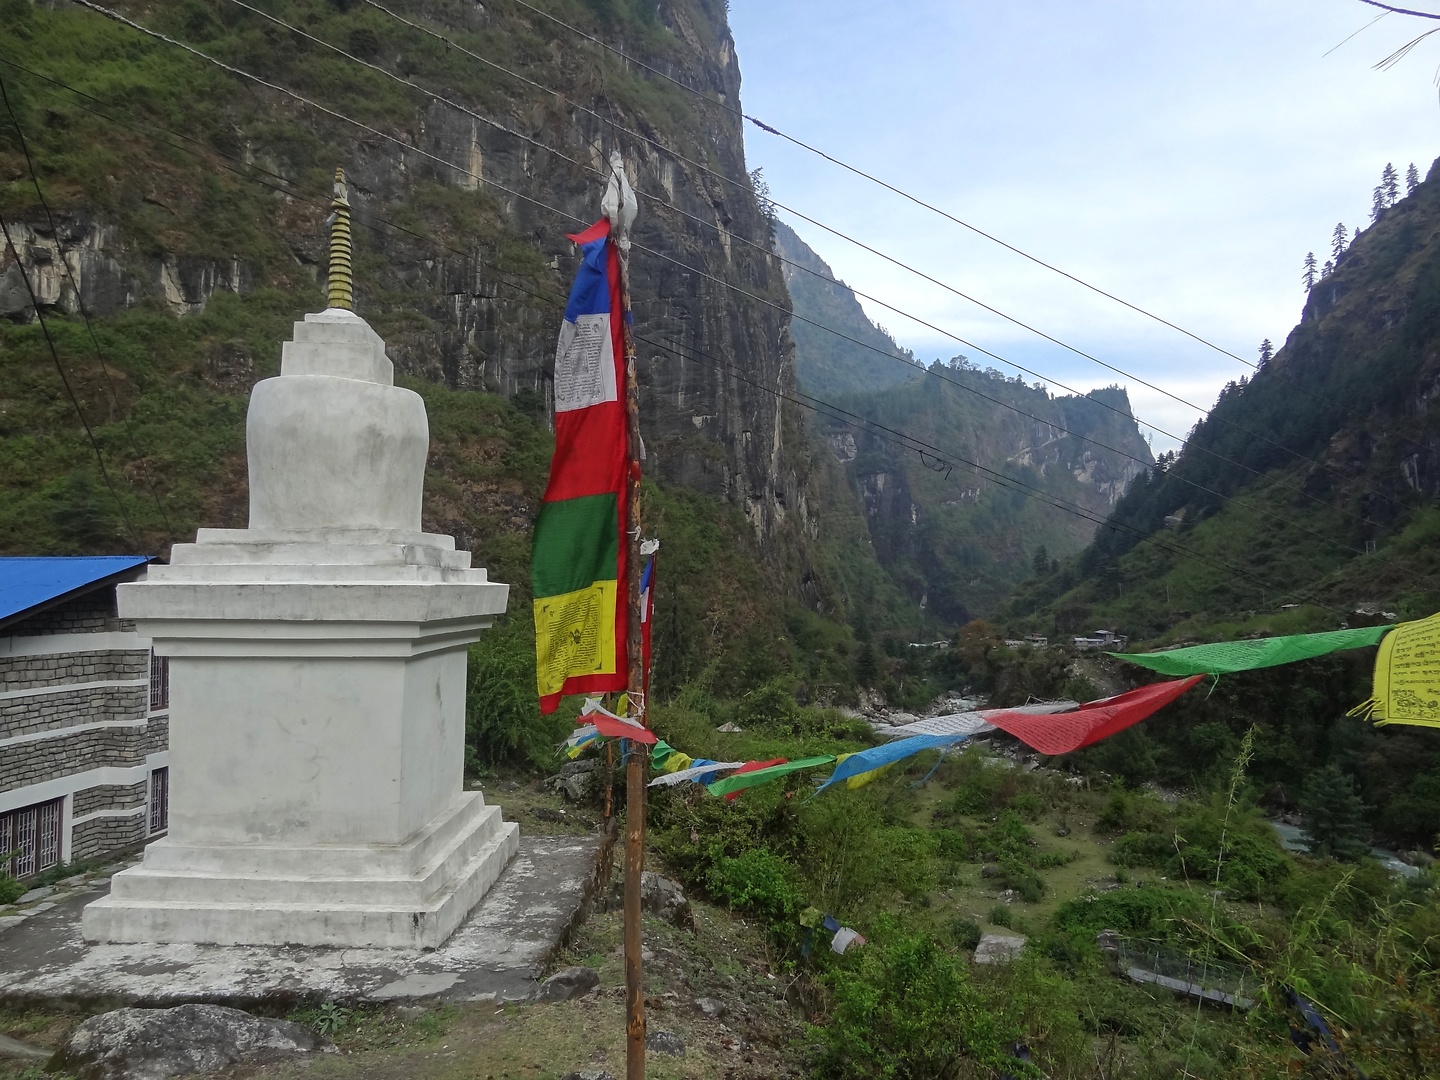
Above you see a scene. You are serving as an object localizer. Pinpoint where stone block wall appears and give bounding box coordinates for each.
[0,683,148,742]
[0,649,148,692]
[71,811,146,862]
[72,780,148,818]
[0,723,158,793]
[9,590,126,636]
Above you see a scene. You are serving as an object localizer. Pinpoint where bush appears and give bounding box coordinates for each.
[950,917,983,950]
[464,624,570,774]
[989,905,1013,928]
[1110,829,1174,869]
[704,849,805,927]
[1001,857,1046,903]
[814,931,1012,1079]
[0,874,23,905]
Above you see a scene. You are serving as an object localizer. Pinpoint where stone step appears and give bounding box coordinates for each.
[84,824,520,949]
[108,807,510,907]
[139,796,500,879]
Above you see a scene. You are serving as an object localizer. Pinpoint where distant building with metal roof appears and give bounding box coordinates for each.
[1,557,169,883]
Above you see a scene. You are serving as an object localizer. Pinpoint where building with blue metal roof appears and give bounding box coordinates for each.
[1,557,169,882]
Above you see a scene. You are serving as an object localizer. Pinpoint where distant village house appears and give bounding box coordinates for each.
[1,557,169,881]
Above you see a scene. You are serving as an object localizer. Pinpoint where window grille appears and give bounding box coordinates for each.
[149,768,169,834]
[149,652,169,711]
[0,799,64,879]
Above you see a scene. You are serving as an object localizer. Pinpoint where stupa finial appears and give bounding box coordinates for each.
[327,168,354,311]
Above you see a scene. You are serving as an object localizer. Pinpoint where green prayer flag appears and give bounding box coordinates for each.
[1111,625,1391,677]
[706,756,836,798]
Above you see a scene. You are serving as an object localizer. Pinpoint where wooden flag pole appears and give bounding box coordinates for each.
[613,159,647,1080]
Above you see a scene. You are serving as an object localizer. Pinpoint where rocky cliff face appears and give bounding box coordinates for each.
[1,0,805,551]
[775,226,1152,622]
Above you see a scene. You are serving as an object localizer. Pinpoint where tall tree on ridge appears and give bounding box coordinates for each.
[1408,162,1421,195]
[1373,183,1388,223]
[1322,259,1334,278]
[1258,339,1274,367]
[1383,162,1400,205]
[1332,222,1348,263]
[1303,251,1319,291]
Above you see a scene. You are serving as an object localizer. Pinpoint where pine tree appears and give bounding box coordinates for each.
[1408,162,1421,195]
[1258,339,1274,367]
[1373,184,1388,223]
[1031,545,1050,577]
[854,642,877,688]
[1302,252,1318,291]
[1331,222,1347,263]
[1383,163,1400,206]
[1300,764,1369,861]
[1322,259,1334,278]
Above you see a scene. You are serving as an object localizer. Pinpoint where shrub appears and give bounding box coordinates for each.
[704,849,804,927]
[814,931,1012,1078]
[1001,857,1046,903]
[989,905,1013,928]
[1110,829,1174,869]
[464,624,570,774]
[950,917,983,950]
[0,874,23,905]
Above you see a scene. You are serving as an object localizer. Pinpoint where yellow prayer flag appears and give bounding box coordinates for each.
[1349,612,1440,728]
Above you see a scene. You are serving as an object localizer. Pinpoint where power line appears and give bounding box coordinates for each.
[6,59,1351,618]
[0,71,174,544]
[506,0,1434,474]
[27,17,1383,557]
[0,210,140,548]
[271,0,1401,526]
[504,0,1259,369]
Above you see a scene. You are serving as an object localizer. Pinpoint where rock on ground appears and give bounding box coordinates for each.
[560,1070,615,1080]
[52,1003,335,1080]
[537,966,600,1002]
[646,1029,686,1057]
[973,933,1027,965]
[607,872,692,929]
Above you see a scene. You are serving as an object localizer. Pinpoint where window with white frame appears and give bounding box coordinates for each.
[149,767,169,834]
[0,798,64,879]
[149,651,169,712]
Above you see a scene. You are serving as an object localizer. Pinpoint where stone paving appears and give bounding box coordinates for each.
[0,833,601,1008]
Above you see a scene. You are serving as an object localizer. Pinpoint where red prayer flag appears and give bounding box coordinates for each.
[984,677,1203,755]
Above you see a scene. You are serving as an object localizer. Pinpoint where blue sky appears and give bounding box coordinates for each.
[727,0,1440,452]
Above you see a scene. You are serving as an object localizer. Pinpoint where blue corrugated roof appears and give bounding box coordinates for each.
[0,556,152,626]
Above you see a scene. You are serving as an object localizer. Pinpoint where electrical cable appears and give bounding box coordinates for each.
[231,0,1406,530]
[6,39,1382,568]
[508,0,1435,463]
[0,210,140,547]
[349,0,1406,517]
[4,42,1389,588]
[75,0,1401,536]
[0,70,174,543]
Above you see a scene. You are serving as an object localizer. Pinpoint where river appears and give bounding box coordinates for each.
[1268,820,1420,878]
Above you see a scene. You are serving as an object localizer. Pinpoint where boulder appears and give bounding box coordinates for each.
[560,1070,615,1080]
[537,966,601,1002]
[546,760,599,802]
[52,1004,335,1080]
[646,1030,686,1057]
[693,996,727,1019]
[607,872,693,929]
[972,933,1026,965]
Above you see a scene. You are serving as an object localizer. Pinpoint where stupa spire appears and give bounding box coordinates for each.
[327,167,354,311]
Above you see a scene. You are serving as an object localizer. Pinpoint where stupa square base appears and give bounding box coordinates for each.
[82,792,518,949]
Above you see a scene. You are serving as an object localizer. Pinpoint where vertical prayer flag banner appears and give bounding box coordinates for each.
[533,219,631,714]
[1349,611,1440,728]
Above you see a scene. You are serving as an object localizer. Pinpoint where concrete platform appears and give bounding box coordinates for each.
[0,834,601,1009]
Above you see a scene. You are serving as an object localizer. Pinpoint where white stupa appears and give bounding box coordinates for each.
[82,172,517,949]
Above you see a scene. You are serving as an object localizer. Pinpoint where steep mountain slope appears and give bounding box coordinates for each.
[772,219,923,396]
[1005,156,1440,643]
[0,0,887,694]
[775,226,1153,623]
